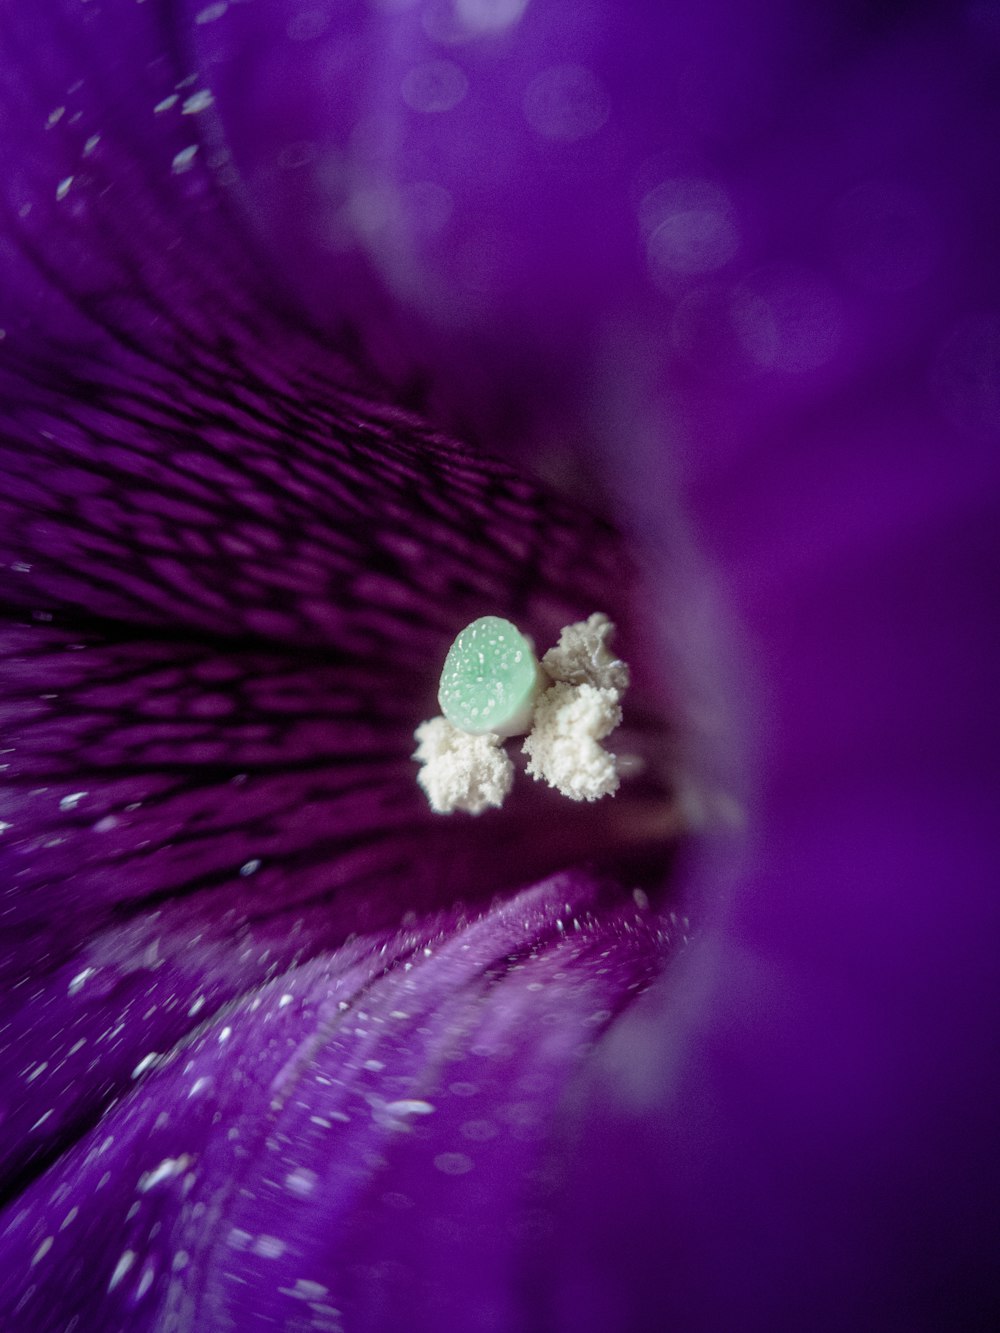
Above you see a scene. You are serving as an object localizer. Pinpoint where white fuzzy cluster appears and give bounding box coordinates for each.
[413,717,514,815]
[521,681,622,801]
[524,612,628,802]
[415,614,628,814]
[541,612,630,693]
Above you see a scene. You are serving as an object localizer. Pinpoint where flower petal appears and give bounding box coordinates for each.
[1,869,678,1330]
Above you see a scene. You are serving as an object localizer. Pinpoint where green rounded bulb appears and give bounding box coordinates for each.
[438,616,541,737]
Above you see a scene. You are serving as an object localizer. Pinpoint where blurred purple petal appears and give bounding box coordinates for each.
[540,7,1000,1330]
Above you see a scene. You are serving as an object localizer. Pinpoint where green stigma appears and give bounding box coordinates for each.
[438,616,542,737]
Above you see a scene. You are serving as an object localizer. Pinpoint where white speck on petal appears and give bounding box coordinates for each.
[384,1099,436,1119]
[195,1,228,23]
[31,1237,54,1266]
[294,1279,329,1301]
[284,1167,318,1197]
[456,0,529,35]
[108,1250,136,1292]
[181,89,214,115]
[139,1155,191,1192]
[172,144,199,174]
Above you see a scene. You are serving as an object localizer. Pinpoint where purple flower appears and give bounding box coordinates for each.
[2,2,999,1330]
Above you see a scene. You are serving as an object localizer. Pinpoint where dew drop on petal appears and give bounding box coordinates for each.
[434,1151,474,1175]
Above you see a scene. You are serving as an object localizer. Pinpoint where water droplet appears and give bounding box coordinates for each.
[434,1151,473,1175]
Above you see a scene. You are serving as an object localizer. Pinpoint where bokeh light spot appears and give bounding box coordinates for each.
[732,266,843,373]
[401,60,469,114]
[642,179,740,282]
[523,65,610,143]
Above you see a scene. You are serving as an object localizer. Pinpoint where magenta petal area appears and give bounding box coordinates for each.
[1,871,674,1331]
[0,5,681,1329]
